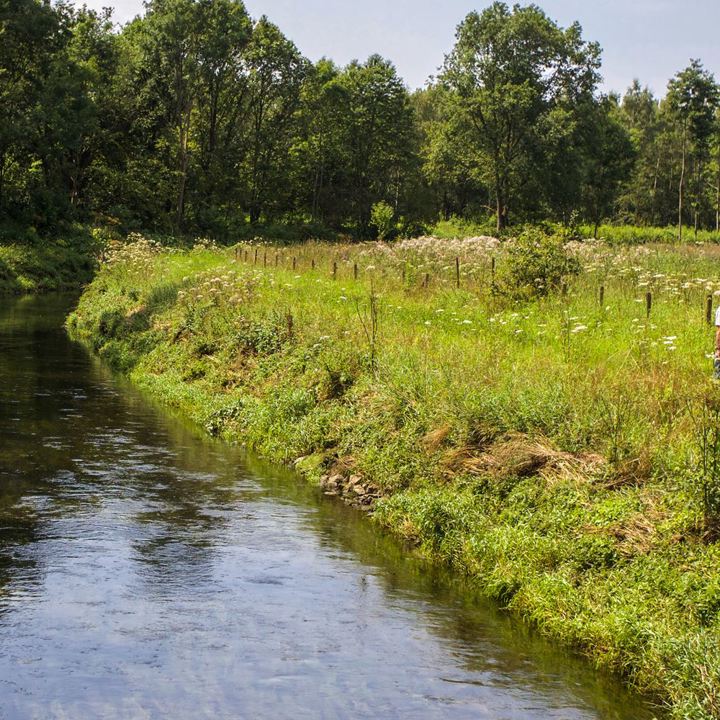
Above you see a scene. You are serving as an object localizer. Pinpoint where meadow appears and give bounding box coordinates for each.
[68,232,720,719]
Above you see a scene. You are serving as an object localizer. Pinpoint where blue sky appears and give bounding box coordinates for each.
[82,0,720,97]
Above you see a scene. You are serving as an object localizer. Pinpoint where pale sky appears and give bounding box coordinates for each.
[79,0,720,97]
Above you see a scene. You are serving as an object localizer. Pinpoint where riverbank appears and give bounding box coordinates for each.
[0,237,98,293]
[67,236,720,720]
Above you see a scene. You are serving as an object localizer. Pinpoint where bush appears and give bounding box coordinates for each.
[371,201,395,241]
[494,229,580,300]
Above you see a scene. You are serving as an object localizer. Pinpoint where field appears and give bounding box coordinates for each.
[68,233,720,719]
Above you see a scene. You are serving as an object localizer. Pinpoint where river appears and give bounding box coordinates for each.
[0,294,660,719]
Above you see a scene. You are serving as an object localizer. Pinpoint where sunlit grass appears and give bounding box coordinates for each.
[68,234,720,720]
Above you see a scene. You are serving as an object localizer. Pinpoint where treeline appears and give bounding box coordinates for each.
[2,0,719,240]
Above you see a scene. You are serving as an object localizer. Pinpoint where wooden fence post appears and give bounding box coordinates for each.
[599,285,605,308]
[706,295,714,325]
[455,257,460,288]
[646,291,652,318]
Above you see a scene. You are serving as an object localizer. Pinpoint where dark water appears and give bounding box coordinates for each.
[0,294,660,720]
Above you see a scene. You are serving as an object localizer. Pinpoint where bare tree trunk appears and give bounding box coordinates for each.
[695,157,701,241]
[717,149,720,232]
[495,172,507,234]
[652,153,660,224]
[0,151,5,210]
[176,105,192,230]
[177,127,188,229]
[679,121,686,243]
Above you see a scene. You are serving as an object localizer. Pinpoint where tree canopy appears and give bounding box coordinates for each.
[1,0,720,240]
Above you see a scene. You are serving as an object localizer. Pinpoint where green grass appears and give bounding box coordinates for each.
[68,235,720,719]
[428,217,720,245]
[0,230,101,293]
[578,224,720,245]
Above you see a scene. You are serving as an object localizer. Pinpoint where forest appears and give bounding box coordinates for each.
[1,0,720,242]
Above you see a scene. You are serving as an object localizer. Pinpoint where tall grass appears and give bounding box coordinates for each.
[68,234,720,719]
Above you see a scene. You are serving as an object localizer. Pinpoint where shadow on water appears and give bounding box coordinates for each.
[0,294,663,719]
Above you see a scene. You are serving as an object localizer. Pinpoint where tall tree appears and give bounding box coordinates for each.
[440,2,601,232]
[338,55,416,234]
[580,96,636,236]
[667,60,720,240]
[240,16,306,224]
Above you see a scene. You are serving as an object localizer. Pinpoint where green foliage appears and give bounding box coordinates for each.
[370,201,395,240]
[66,237,720,719]
[4,0,720,245]
[0,232,99,293]
[494,229,580,299]
[440,2,601,232]
[689,391,720,530]
[429,216,498,239]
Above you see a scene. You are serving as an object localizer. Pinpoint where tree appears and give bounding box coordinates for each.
[0,0,63,221]
[580,96,636,236]
[293,59,349,225]
[667,60,720,240]
[338,55,416,235]
[240,16,306,224]
[414,84,486,221]
[440,2,601,232]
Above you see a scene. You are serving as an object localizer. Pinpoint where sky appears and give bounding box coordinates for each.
[82,0,720,97]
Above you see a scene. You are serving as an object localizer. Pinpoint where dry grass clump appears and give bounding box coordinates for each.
[440,432,606,484]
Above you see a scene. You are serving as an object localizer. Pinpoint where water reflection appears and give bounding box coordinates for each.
[0,295,662,719]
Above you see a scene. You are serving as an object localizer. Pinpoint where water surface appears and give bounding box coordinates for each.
[0,295,660,719]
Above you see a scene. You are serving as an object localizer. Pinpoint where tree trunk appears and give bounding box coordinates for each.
[0,151,5,210]
[694,157,701,241]
[495,180,508,233]
[176,106,192,230]
[679,121,686,243]
[651,153,660,225]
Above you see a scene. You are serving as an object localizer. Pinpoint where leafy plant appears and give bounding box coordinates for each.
[370,201,395,241]
[494,229,580,299]
[689,391,720,532]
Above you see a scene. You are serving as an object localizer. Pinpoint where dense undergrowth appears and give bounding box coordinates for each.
[68,235,720,719]
[430,217,720,246]
[0,229,100,293]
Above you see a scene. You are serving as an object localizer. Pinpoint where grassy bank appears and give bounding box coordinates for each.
[0,232,100,293]
[68,235,720,719]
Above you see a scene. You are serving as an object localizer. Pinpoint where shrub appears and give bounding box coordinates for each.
[371,201,395,241]
[495,229,580,300]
